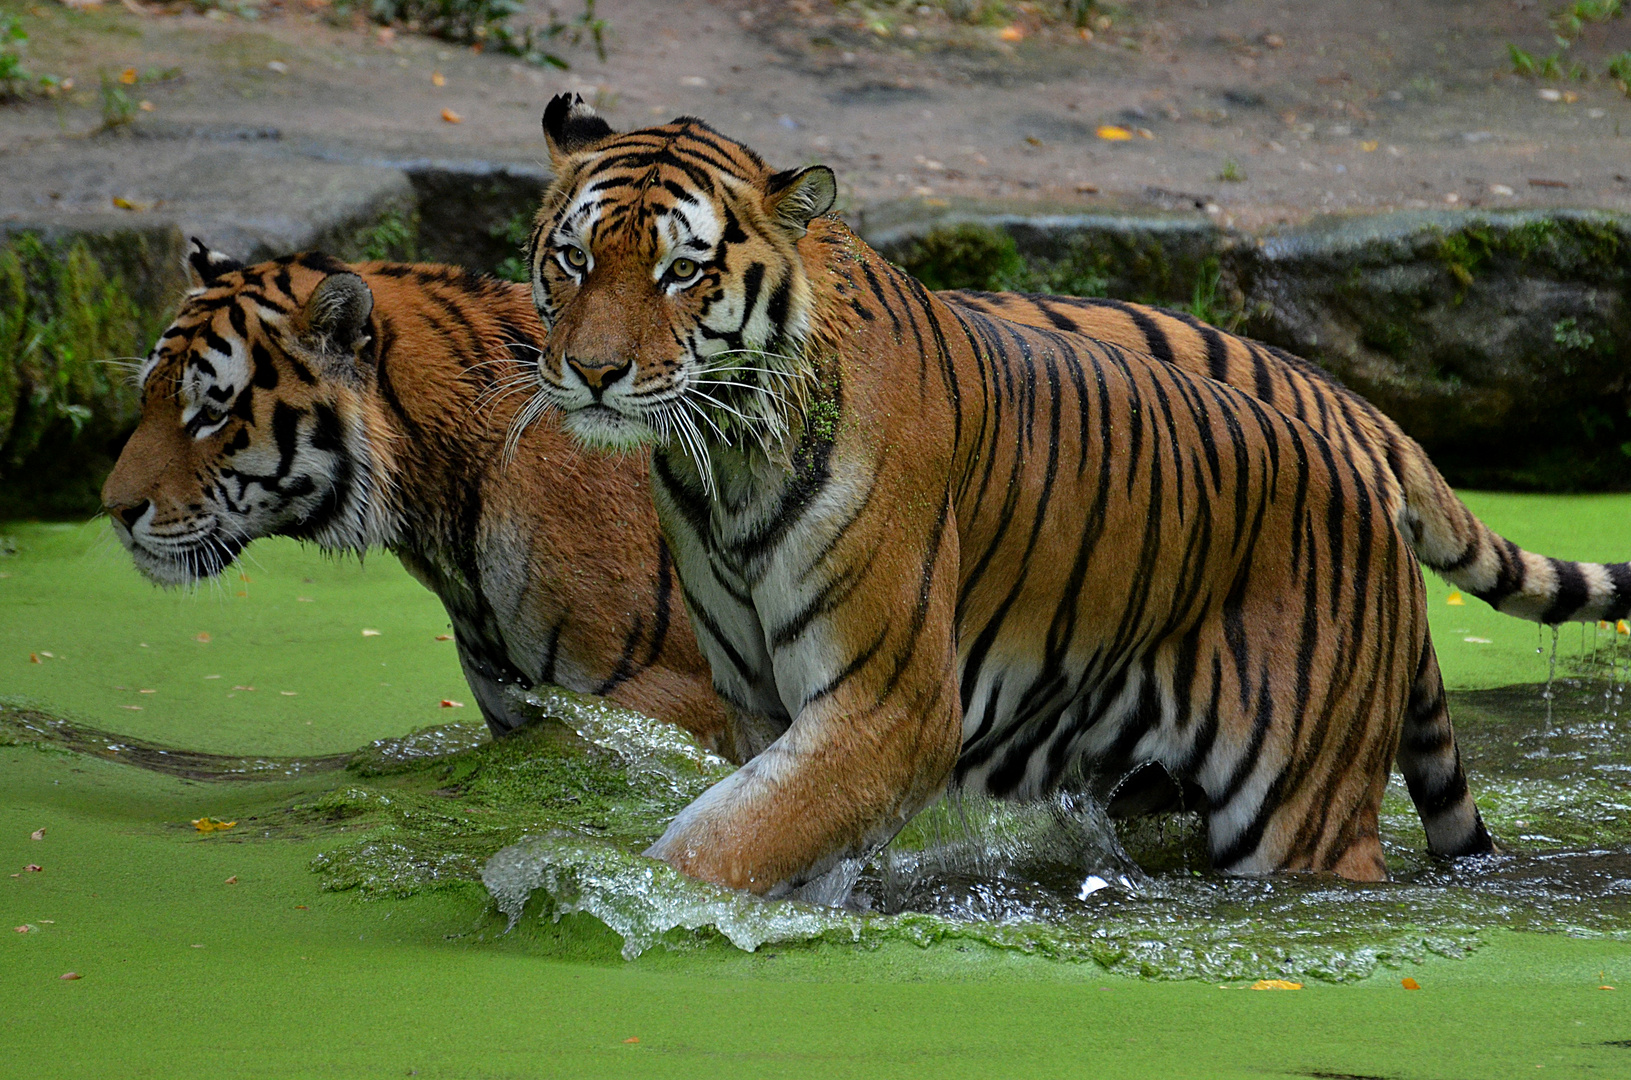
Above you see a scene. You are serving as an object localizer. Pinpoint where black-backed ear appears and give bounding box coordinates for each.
[186,238,245,289]
[763,166,837,240]
[542,93,616,167]
[303,272,375,354]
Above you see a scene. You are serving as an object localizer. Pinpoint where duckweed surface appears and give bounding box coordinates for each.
[140,679,1619,984]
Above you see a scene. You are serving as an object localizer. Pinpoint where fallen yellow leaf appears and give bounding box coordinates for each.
[441,108,463,124]
[1401,977,1420,990]
[362,629,382,637]
[432,71,445,87]
[224,875,238,884]
[1096,125,1133,141]
[120,67,137,84]
[195,632,211,643]
[192,817,237,833]
[1361,140,1379,152]
[1250,979,1302,990]
[1445,590,1465,606]
[1620,620,1629,636]
[998,25,1024,41]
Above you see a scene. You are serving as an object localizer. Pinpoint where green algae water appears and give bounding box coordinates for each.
[4,507,1631,994]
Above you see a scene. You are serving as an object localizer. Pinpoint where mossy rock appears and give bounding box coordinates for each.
[0,224,183,518]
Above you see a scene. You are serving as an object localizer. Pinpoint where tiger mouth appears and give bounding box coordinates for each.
[121,528,248,585]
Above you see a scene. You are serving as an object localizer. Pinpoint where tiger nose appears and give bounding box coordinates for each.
[109,499,150,530]
[566,357,632,399]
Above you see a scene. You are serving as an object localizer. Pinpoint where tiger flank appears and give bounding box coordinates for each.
[101,242,730,752]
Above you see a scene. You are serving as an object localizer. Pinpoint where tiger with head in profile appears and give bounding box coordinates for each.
[101,242,729,751]
[518,95,1631,896]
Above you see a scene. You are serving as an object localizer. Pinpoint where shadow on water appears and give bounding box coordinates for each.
[6,680,1629,981]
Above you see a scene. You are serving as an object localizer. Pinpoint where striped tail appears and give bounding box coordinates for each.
[1397,635,1496,858]
[1394,447,1631,625]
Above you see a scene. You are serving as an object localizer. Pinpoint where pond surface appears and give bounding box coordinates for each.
[15,673,1622,984]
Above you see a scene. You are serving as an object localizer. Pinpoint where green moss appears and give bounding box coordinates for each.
[0,234,162,518]
[892,222,1029,291]
[1434,217,1627,292]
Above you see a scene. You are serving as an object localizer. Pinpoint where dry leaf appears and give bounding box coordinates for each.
[441,108,463,124]
[998,25,1024,41]
[29,653,40,664]
[431,71,445,87]
[441,699,466,708]
[138,100,154,111]
[1360,140,1379,152]
[224,875,238,885]
[233,685,255,691]
[267,60,288,74]
[1463,636,1492,644]
[14,925,35,933]
[1250,979,1302,990]
[40,651,54,658]
[192,817,237,833]
[435,634,452,641]
[120,705,142,711]
[24,864,42,872]
[119,67,137,84]
[623,1037,640,1044]
[60,971,82,980]
[1096,125,1133,141]
[1445,591,1465,606]
[1601,985,1616,990]
[1075,183,1099,194]
[1401,977,1420,990]
[1619,620,1630,635]
[30,828,44,841]
[196,632,211,643]
[361,629,382,637]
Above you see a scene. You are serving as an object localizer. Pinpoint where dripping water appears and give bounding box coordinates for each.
[1543,624,1560,726]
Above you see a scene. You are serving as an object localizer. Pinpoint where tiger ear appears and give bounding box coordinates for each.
[763,166,837,241]
[186,238,244,289]
[542,93,615,167]
[303,272,374,354]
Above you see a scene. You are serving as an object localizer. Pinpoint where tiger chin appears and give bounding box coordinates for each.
[102,240,731,751]
[520,96,1631,898]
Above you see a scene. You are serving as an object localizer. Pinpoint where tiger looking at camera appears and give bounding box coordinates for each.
[516,97,1631,895]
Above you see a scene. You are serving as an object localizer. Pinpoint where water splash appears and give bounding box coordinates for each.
[470,684,1631,980]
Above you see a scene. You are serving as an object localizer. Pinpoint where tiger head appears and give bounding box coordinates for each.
[102,242,394,585]
[524,95,837,469]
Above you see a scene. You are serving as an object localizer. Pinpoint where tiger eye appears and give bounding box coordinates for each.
[563,246,588,269]
[670,257,698,280]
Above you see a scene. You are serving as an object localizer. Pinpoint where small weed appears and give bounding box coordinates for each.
[1185,259,1245,332]
[96,69,137,129]
[1217,158,1246,183]
[1607,50,1631,93]
[356,209,420,263]
[0,13,62,102]
[489,209,534,283]
[1553,317,1597,351]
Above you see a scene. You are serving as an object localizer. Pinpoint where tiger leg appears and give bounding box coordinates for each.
[1203,645,1405,882]
[646,504,966,895]
[1396,633,1498,857]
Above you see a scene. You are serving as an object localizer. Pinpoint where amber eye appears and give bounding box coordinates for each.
[669,257,699,281]
[561,246,588,271]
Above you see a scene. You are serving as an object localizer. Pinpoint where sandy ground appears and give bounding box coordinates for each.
[2,0,1630,229]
